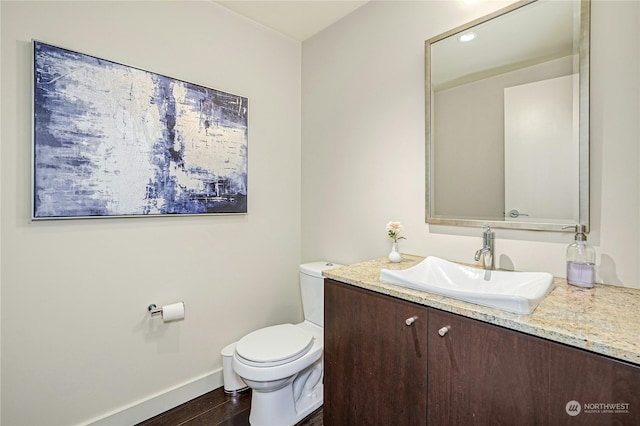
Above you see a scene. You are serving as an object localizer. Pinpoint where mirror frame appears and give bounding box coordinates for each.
[425,0,590,232]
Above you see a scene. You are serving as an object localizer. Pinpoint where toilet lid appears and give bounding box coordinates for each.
[235,324,314,366]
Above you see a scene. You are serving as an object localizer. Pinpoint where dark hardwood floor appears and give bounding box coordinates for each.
[136,387,323,426]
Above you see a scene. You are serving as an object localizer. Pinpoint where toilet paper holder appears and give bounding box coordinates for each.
[147,302,185,321]
[147,304,163,316]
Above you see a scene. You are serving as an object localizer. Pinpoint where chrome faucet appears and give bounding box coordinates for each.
[474,225,494,270]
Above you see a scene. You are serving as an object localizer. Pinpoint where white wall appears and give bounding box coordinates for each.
[302,0,640,288]
[1,1,302,425]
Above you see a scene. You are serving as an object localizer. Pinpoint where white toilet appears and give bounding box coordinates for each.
[231,261,342,426]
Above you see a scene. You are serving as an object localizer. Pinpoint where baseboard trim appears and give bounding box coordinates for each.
[85,369,223,426]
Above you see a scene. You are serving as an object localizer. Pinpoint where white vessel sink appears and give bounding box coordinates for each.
[379,256,554,314]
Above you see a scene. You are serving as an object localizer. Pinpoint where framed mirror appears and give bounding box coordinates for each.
[425,0,590,231]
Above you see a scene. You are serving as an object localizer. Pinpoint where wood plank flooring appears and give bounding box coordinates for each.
[136,387,323,426]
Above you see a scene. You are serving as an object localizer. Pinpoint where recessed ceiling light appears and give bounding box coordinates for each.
[458,32,477,42]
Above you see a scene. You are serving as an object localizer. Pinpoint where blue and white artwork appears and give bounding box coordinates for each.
[32,41,248,219]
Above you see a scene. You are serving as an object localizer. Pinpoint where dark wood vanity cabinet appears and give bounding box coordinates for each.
[324,279,640,425]
[428,309,640,425]
[548,340,640,425]
[427,308,549,425]
[324,279,428,425]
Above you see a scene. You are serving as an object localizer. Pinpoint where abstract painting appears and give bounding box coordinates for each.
[32,41,248,219]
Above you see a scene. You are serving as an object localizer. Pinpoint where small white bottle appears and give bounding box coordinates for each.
[566,224,595,288]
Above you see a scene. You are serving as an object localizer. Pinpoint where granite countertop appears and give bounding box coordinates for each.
[323,254,640,366]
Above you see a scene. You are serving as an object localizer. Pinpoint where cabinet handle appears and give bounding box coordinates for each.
[405,316,418,326]
[438,326,450,337]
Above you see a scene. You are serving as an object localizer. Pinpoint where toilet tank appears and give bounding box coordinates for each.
[299,261,343,327]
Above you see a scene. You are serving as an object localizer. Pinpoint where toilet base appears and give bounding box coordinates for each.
[247,360,323,426]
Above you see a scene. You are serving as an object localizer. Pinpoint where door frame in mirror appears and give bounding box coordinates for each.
[425,0,590,232]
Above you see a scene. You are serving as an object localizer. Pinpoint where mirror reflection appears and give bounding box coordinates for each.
[425,0,590,231]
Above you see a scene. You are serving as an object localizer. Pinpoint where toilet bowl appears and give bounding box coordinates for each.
[233,321,324,425]
[229,261,342,426]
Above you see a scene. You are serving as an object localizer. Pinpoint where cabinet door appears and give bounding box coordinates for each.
[324,279,428,426]
[549,341,640,425]
[428,309,549,425]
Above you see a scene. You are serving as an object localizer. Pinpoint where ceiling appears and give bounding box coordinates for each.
[214,1,579,86]
[214,1,370,41]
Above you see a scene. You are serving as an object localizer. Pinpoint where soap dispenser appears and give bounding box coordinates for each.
[565,224,595,288]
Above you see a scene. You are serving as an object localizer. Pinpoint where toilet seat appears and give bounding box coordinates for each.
[235,324,315,367]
